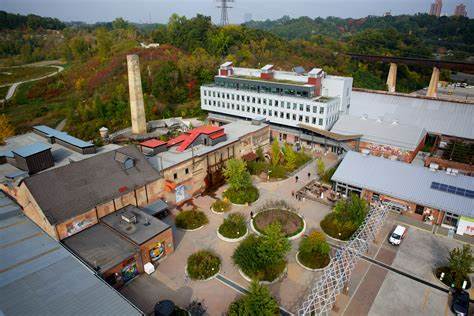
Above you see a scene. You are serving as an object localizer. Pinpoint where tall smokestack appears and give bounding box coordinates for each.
[127,54,147,134]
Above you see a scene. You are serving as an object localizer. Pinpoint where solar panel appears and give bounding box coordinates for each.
[431,181,474,199]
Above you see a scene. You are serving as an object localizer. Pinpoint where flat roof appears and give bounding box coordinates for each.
[63,223,139,273]
[148,120,268,170]
[349,91,474,139]
[142,199,169,216]
[332,151,474,217]
[101,205,170,245]
[331,115,427,150]
[0,192,142,316]
[12,142,51,157]
[34,125,94,149]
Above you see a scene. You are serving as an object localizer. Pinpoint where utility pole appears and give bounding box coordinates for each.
[216,0,234,26]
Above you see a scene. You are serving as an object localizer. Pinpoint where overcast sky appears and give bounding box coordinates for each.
[1,0,472,24]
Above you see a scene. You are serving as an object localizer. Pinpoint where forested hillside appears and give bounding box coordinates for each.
[1,11,469,142]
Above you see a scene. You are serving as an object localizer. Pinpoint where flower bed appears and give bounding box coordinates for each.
[253,209,304,238]
[223,186,259,205]
[218,213,247,240]
[320,212,358,241]
[211,198,231,213]
[175,210,209,230]
[186,250,221,281]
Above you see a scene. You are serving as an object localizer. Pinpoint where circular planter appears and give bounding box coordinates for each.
[178,224,206,232]
[211,206,226,215]
[238,266,287,285]
[217,227,249,243]
[185,264,220,281]
[251,210,306,240]
[295,251,331,272]
[434,267,472,290]
[322,231,350,243]
[230,195,260,206]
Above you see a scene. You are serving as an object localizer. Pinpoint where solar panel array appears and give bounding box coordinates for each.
[431,182,474,199]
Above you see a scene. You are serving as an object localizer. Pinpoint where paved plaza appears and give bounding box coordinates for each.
[121,153,472,315]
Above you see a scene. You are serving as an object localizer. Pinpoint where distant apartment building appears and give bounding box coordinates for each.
[430,0,443,17]
[201,62,353,153]
[454,3,467,17]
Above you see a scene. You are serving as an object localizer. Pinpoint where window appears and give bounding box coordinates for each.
[269,110,272,116]
[263,98,267,105]
[299,104,303,111]
[320,107,324,114]
[204,90,207,96]
[443,212,459,228]
[415,205,424,215]
[298,115,303,122]
[287,102,291,109]
[237,95,240,101]
[280,112,284,118]
[293,103,297,110]
[257,108,261,114]
[269,99,273,106]
[313,106,317,113]
[306,105,310,112]
[293,114,296,120]
[252,107,255,113]
[312,117,316,124]
[185,168,189,175]
[275,100,279,106]
[173,173,178,180]
[305,116,309,123]
[263,109,266,115]
[236,104,240,110]
[319,118,323,126]
[213,91,216,97]
[257,98,261,104]
[286,113,290,119]
[274,111,278,117]
[252,97,256,103]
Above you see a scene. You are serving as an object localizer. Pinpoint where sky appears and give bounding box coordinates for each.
[1,0,472,24]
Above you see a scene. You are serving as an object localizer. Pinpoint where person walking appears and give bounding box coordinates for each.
[307,172,311,179]
[250,211,254,219]
[295,175,299,183]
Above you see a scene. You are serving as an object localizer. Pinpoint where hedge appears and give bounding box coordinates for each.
[223,186,259,204]
[187,250,220,280]
[175,210,209,230]
[219,213,247,239]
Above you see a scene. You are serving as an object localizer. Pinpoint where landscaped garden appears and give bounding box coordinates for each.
[223,158,259,204]
[320,194,369,241]
[211,198,231,213]
[252,200,305,238]
[186,250,221,280]
[435,244,473,289]
[316,158,337,184]
[218,213,247,240]
[228,281,279,316]
[297,231,331,270]
[232,223,290,282]
[247,140,312,180]
[175,209,209,230]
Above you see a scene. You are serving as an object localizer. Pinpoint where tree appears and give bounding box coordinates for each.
[256,147,264,161]
[0,114,14,144]
[316,158,325,177]
[334,194,368,226]
[270,139,281,167]
[223,158,252,191]
[95,27,113,61]
[257,223,291,267]
[448,244,473,288]
[283,143,297,171]
[299,231,330,256]
[228,281,279,316]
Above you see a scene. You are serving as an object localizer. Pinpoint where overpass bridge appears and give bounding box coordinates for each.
[346,53,474,97]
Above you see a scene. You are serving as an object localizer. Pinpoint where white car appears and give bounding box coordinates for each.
[388,225,406,246]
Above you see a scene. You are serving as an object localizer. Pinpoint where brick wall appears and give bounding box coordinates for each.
[139,228,174,265]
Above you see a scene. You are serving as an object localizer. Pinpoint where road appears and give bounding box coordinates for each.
[0,63,64,102]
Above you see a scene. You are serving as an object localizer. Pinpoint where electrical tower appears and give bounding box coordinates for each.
[216,0,234,26]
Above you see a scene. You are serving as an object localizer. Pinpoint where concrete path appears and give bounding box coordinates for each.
[0,63,64,102]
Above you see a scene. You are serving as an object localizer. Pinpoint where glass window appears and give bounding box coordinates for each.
[293,114,296,120]
[313,106,317,113]
[275,100,279,106]
[305,116,309,123]
[306,105,310,112]
[319,118,323,126]
[293,103,297,110]
[269,99,273,106]
[286,113,290,119]
[320,107,324,114]
[312,117,316,124]
[299,115,303,122]
[299,104,303,111]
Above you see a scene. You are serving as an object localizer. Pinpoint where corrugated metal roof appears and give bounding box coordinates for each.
[0,191,142,316]
[12,142,51,157]
[34,125,94,149]
[332,152,474,217]
[349,91,474,139]
[140,139,167,148]
[331,115,427,150]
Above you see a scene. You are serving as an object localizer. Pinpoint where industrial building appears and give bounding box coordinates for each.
[201,62,353,153]
[0,192,142,315]
[332,151,474,236]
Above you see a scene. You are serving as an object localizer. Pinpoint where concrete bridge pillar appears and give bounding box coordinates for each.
[386,63,397,93]
[426,66,440,98]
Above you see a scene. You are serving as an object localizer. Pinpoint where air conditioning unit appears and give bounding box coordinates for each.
[121,213,137,224]
[429,163,439,170]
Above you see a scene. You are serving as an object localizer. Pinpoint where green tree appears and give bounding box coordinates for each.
[270,138,281,167]
[317,158,325,177]
[223,158,252,191]
[334,194,368,226]
[256,147,265,161]
[95,27,113,61]
[257,223,291,267]
[283,143,297,171]
[112,17,130,30]
[299,230,330,256]
[228,281,279,316]
[448,244,473,288]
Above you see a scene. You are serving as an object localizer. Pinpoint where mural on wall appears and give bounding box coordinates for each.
[366,143,409,161]
[66,216,95,237]
[175,184,190,204]
[121,261,139,283]
[149,241,166,262]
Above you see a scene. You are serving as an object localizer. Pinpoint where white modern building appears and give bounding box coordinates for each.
[200,62,353,132]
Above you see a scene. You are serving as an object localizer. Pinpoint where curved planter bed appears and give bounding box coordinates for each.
[217,228,249,243]
[230,195,260,207]
[295,251,331,272]
[185,265,220,282]
[179,224,206,232]
[322,231,350,244]
[251,210,306,240]
[238,266,287,285]
[210,206,226,215]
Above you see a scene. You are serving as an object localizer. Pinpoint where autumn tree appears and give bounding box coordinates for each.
[0,114,15,144]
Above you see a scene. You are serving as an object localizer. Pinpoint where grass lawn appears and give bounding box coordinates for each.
[0,66,58,85]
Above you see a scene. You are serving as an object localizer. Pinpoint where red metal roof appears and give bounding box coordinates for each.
[167,126,225,152]
[140,139,167,148]
[166,134,188,146]
[209,131,226,140]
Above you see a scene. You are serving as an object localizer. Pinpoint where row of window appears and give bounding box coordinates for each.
[203,98,339,127]
[203,89,329,115]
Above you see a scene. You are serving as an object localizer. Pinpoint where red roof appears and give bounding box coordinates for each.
[209,131,226,140]
[166,126,225,152]
[166,134,188,146]
[140,139,167,148]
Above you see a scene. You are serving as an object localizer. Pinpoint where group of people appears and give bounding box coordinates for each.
[291,172,311,201]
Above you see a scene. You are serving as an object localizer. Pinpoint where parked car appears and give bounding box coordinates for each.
[451,289,470,316]
[388,225,407,246]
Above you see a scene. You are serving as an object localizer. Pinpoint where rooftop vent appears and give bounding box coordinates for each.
[121,212,137,224]
[115,152,135,170]
[429,163,439,172]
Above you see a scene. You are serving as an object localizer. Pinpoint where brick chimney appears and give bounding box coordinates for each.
[260,64,274,80]
[219,61,234,76]
[127,54,147,135]
[308,68,324,96]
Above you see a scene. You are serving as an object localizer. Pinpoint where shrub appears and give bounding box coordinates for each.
[224,186,259,204]
[435,266,472,289]
[320,212,358,241]
[187,250,221,280]
[211,198,231,213]
[175,210,209,230]
[334,194,369,227]
[321,166,336,184]
[298,231,331,269]
[223,158,252,191]
[219,213,247,239]
[247,160,268,175]
[228,281,279,316]
[448,244,473,288]
[232,224,290,281]
[268,164,287,179]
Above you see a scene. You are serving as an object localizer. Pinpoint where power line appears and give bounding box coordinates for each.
[216,0,234,26]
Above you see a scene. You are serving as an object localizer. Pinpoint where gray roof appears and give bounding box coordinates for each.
[63,223,139,273]
[349,91,474,139]
[142,199,169,216]
[0,191,142,316]
[12,142,51,157]
[332,152,474,217]
[101,205,171,245]
[331,115,427,150]
[148,120,268,170]
[34,125,94,149]
[24,145,161,224]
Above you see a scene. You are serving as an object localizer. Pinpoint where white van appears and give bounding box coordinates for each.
[388,225,406,246]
